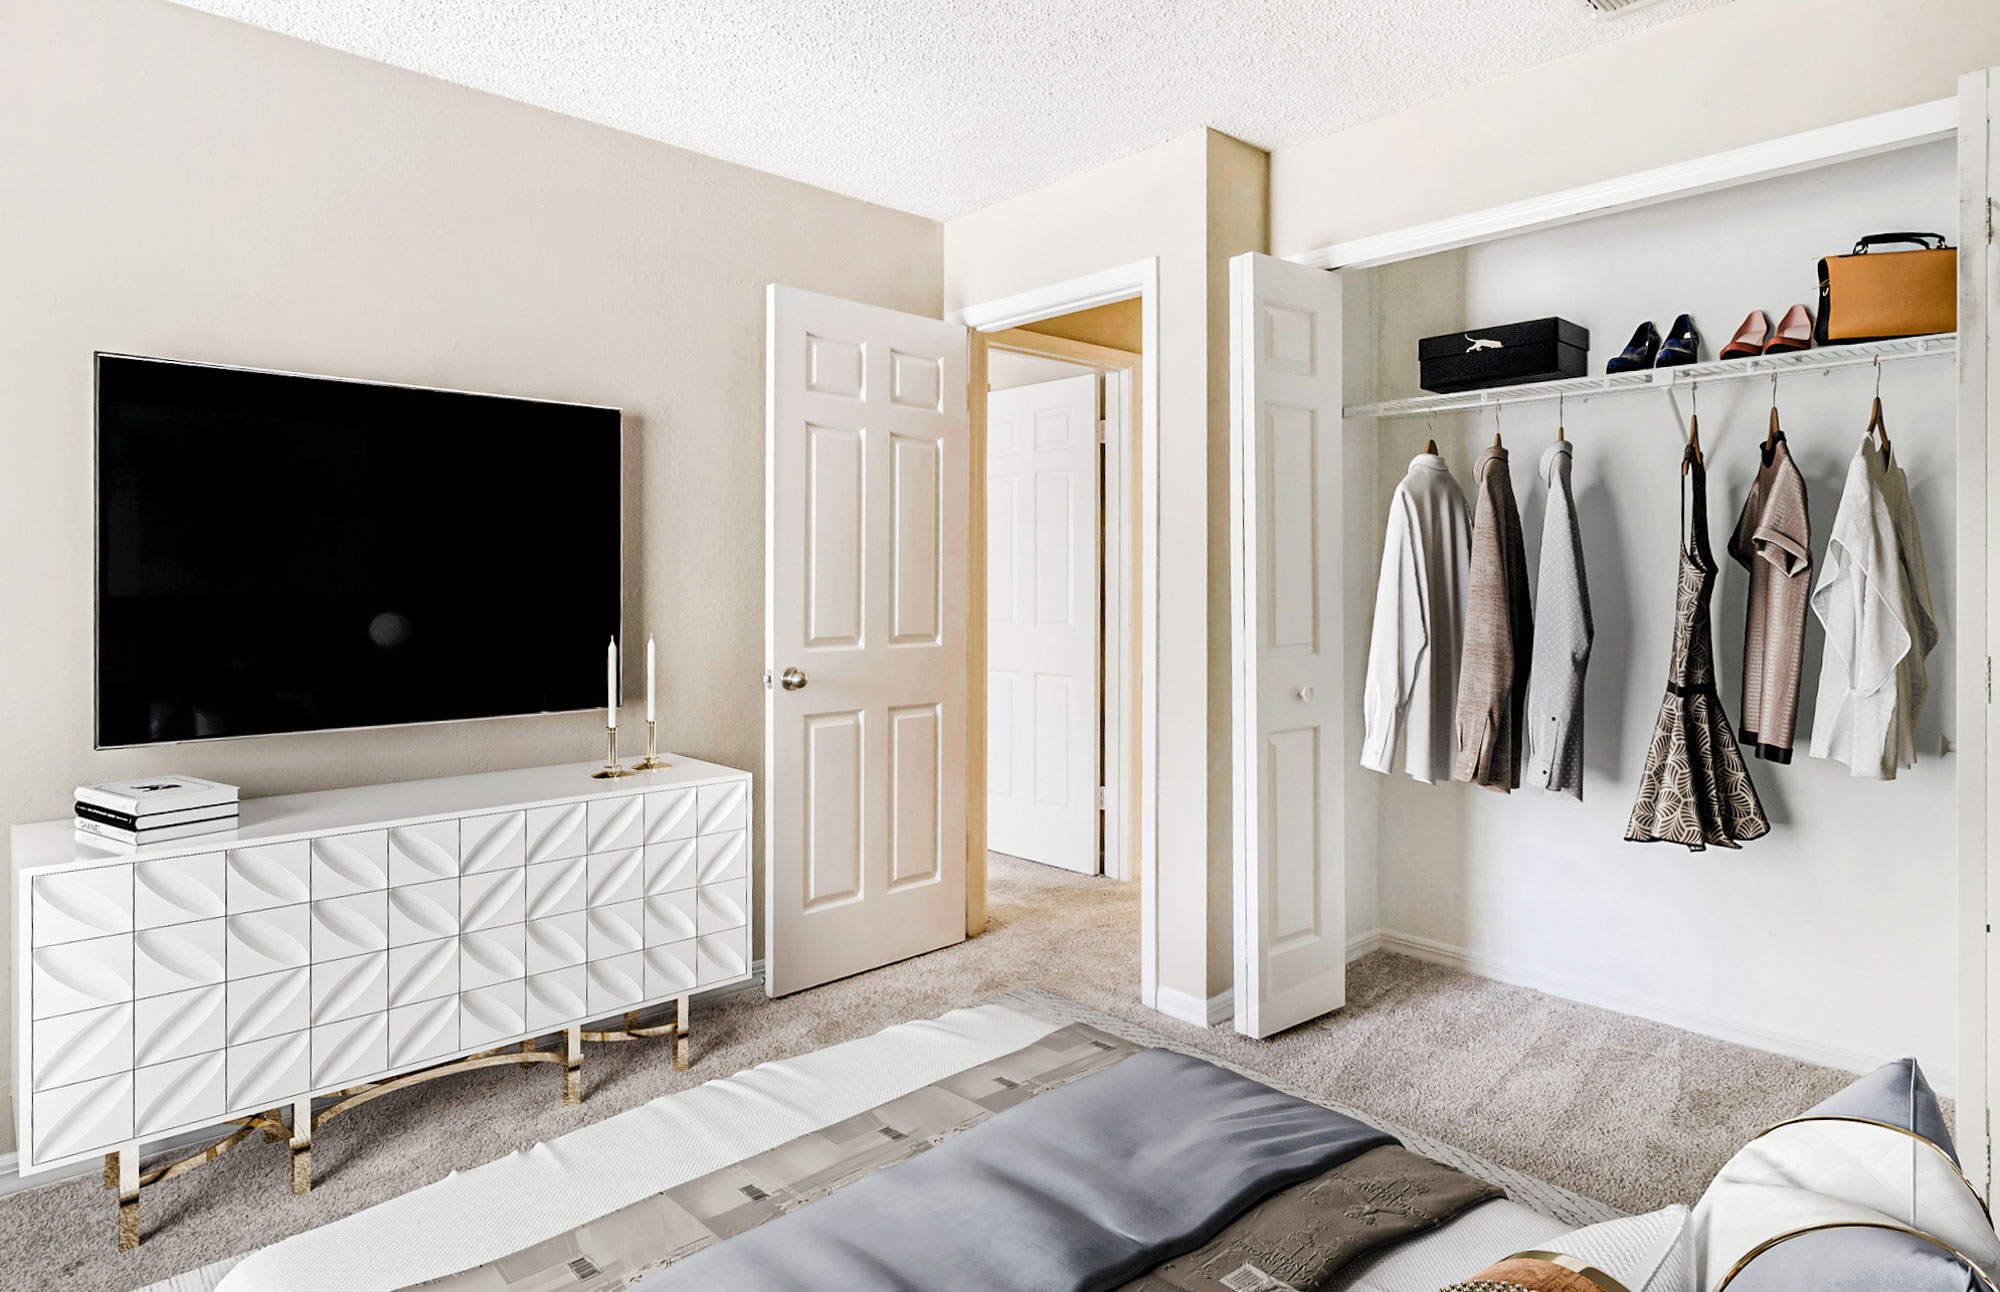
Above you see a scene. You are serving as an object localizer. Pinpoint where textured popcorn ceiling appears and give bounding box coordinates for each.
[171,0,1733,219]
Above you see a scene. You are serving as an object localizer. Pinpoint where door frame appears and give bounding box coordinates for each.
[986,329,1140,882]
[950,258,1163,1008]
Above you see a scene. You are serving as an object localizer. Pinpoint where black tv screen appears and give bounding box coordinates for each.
[96,354,622,748]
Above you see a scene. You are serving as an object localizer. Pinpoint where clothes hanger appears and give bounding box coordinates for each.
[1865,355,1892,467]
[1424,417,1438,457]
[1557,393,1565,442]
[1682,382,1703,476]
[1492,404,1502,451]
[1765,374,1782,453]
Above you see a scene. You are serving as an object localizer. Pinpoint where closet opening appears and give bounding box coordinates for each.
[983,308,1139,880]
[1319,125,1969,1112]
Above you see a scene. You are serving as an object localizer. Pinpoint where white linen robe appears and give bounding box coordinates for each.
[1361,453,1472,783]
[1808,439,1936,779]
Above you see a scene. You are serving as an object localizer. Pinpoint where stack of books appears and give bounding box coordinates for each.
[75,776,240,849]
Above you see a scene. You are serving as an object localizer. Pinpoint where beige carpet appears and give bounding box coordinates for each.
[4,855,1862,1292]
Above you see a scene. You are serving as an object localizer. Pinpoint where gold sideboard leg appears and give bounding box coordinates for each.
[115,1145,140,1251]
[262,1108,286,1143]
[289,1098,312,1195]
[674,996,690,1072]
[518,1037,538,1068]
[564,1025,582,1106]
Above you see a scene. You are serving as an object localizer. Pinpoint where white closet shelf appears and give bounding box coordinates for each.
[1343,333,1957,421]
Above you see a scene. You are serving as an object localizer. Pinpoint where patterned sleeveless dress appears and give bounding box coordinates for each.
[1626,448,1770,850]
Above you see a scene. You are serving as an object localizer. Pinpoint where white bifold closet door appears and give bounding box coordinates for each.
[1229,252,1348,1039]
[986,373,1102,874]
[764,285,970,997]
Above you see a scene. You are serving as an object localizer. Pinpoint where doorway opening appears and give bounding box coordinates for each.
[983,306,1140,881]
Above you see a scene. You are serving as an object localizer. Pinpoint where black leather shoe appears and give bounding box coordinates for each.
[1657,314,1700,367]
[1607,321,1660,373]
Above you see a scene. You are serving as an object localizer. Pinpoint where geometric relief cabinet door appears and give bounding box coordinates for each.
[310,832,390,900]
[459,812,525,875]
[135,1050,226,1138]
[32,936,134,1019]
[135,984,226,1069]
[33,1002,133,1091]
[33,1072,133,1162]
[133,921,226,998]
[312,953,389,1028]
[31,866,133,946]
[388,821,460,888]
[134,853,226,929]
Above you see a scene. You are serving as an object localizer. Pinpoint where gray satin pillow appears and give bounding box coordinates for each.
[1719,1225,1982,1291]
[1803,1056,1957,1164]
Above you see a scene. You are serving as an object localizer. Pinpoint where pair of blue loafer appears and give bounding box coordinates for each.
[1607,315,1699,373]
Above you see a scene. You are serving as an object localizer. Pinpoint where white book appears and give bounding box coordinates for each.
[74,775,239,817]
[75,814,240,848]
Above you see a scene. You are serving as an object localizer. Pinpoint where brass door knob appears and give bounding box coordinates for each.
[781,667,809,691]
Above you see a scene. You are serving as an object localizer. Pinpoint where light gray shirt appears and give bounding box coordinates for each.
[1521,439,1593,798]
[1361,454,1471,784]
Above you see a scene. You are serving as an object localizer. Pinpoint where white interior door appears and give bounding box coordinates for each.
[765,285,969,997]
[1229,252,1347,1039]
[986,373,1102,873]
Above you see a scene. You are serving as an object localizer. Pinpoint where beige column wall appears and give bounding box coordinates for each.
[945,129,1268,1010]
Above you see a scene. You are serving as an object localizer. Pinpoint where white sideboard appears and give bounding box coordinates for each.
[11,757,753,1177]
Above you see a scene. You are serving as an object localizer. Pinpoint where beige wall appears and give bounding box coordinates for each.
[1272,0,2000,256]
[0,0,940,1153]
[1019,299,1143,352]
[945,129,1266,1007]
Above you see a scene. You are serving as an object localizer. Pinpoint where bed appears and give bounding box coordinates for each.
[202,989,1608,1292]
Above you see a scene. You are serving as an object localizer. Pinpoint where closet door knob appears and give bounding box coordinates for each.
[781,668,809,692]
[1296,685,1314,702]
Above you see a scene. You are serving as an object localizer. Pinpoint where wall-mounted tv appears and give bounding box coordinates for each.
[96,354,623,748]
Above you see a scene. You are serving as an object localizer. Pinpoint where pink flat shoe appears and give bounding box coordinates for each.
[1720,310,1770,360]
[1764,304,1813,353]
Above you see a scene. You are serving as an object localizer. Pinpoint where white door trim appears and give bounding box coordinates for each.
[1960,65,1998,1200]
[952,258,1162,1008]
[1290,97,1956,272]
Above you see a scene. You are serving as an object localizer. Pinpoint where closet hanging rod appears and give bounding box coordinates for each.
[1343,332,1956,421]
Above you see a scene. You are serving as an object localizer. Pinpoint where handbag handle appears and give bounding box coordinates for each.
[1850,231,1951,254]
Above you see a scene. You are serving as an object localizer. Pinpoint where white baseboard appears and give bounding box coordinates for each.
[1153,984,1234,1028]
[0,961,770,1200]
[1370,930,1955,1097]
[1346,928,1383,960]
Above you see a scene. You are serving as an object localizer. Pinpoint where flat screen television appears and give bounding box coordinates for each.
[96,354,623,748]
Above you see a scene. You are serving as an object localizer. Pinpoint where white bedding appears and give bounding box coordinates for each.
[214,1002,1569,1292]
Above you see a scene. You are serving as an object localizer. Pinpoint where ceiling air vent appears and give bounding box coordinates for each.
[1581,0,1674,15]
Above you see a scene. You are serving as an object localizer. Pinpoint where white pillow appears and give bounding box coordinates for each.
[1510,1205,1696,1292]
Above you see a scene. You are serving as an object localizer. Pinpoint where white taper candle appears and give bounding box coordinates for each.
[606,636,618,729]
[646,636,657,724]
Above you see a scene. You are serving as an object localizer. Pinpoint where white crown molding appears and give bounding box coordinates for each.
[948,259,1156,333]
[1373,931,1953,1097]
[1289,97,1957,272]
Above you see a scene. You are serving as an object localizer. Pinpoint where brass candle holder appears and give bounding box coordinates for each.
[591,724,634,779]
[634,719,671,771]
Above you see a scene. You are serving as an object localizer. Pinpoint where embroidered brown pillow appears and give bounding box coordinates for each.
[1441,1252,1630,1292]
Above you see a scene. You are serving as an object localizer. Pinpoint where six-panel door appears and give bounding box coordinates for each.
[21,777,753,1171]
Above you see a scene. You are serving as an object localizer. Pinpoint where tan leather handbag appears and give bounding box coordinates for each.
[1816,232,1956,345]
